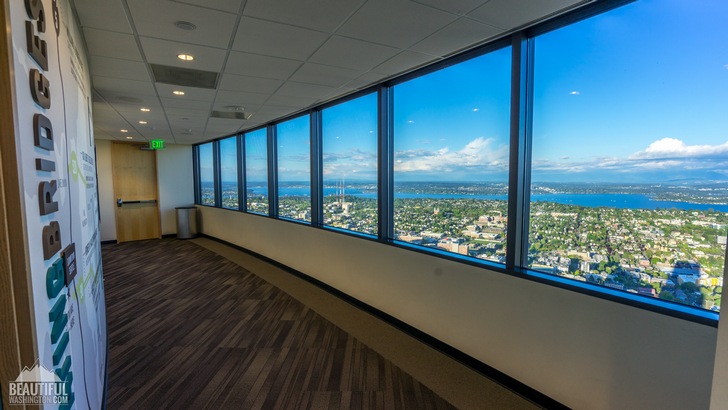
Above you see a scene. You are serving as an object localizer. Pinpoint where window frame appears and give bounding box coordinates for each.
[190,0,721,326]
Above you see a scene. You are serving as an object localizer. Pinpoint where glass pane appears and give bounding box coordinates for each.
[277,115,311,222]
[322,93,378,235]
[245,129,269,214]
[393,47,512,263]
[220,136,238,210]
[530,0,728,311]
[198,142,215,206]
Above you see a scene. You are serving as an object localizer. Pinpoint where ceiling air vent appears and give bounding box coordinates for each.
[150,64,219,89]
[210,111,252,120]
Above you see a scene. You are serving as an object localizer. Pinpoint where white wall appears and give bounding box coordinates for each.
[157,144,194,235]
[200,206,718,410]
[96,139,116,242]
[96,141,194,241]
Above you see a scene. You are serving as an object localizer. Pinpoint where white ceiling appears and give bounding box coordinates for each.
[72,0,587,144]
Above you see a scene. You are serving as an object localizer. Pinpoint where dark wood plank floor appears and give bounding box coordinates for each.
[102,239,456,409]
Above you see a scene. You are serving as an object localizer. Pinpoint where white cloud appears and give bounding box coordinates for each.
[533,138,728,178]
[394,137,508,174]
[630,137,728,159]
[569,91,580,95]
[322,149,377,177]
[724,64,728,70]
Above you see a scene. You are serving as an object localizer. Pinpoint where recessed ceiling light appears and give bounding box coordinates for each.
[177,54,194,61]
[140,107,151,112]
[174,21,197,31]
[120,129,128,133]
[125,136,133,140]
[139,120,147,124]
[173,90,185,96]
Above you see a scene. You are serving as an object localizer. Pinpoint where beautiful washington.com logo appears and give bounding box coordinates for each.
[8,361,70,405]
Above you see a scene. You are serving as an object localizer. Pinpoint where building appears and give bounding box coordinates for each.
[2,0,728,409]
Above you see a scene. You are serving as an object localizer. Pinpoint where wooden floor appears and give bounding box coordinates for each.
[102,239,456,409]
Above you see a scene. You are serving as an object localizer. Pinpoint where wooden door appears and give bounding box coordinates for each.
[112,142,161,242]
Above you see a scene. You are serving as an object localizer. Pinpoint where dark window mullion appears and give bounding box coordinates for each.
[378,85,393,241]
[236,134,244,211]
[213,140,222,208]
[193,145,200,204]
[506,32,533,270]
[268,124,278,217]
[240,134,247,212]
[310,110,323,226]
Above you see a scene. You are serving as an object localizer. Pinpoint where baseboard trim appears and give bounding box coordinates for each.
[198,233,568,410]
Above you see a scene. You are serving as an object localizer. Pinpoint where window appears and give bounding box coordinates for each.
[529,0,728,311]
[277,115,311,222]
[245,129,269,215]
[192,0,727,321]
[322,93,378,235]
[219,136,239,210]
[198,142,215,206]
[393,48,512,263]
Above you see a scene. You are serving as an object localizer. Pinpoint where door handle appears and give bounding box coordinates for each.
[117,198,157,207]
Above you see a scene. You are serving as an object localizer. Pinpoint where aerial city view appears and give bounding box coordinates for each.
[200,0,728,311]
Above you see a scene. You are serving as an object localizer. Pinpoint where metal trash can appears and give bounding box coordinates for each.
[175,206,198,239]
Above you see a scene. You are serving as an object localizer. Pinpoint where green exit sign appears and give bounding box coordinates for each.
[149,139,166,150]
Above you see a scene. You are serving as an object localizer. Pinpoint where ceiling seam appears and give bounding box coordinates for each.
[120,0,178,144]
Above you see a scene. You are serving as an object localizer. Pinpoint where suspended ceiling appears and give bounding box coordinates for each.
[73,0,588,144]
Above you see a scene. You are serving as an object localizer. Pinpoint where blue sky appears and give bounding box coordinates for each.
[532,0,728,183]
[278,115,310,183]
[322,93,378,182]
[205,0,728,185]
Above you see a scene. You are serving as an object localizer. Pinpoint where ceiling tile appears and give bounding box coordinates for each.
[224,51,302,80]
[276,82,338,99]
[255,105,300,117]
[316,87,356,104]
[309,36,399,71]
[74,0,133,33]
[232,17,329,61]
[206,117,247,131]
[161,98,214,111]
[168,115,208,129]
[139,37,227,73]
[337,0,457,49]
[218,73,283,93]
[127,0,238,48]
[108,99,164,115]
[266,93,318,108]
[242,0,365,33]
[155,83,217,101]
[410,18,502,57]
[214,90,270,106]
[93,76,157,96]
[164,107,211,117]
[93,129,116,140]
[467,0,582,30]
[372,51,438,76]
[89,56,150,82]
[288,63,363,88]
[83,29,142,61]
[411,0,489,15]
[345,72,389,89]
[172,0,244,14]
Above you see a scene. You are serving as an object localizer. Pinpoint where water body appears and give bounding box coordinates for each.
[259,186,728,212]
